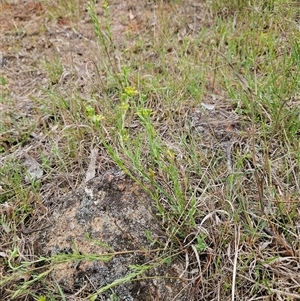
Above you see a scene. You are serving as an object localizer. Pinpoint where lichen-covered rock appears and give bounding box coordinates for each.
[37,170,190,300]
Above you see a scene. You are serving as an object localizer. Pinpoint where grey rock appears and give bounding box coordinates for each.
[37,170,190,300]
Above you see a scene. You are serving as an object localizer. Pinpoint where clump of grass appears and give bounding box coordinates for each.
[38,0,85,23]
[42,56,64,86]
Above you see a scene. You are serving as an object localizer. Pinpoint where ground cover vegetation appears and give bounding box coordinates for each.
[1,0,300,300]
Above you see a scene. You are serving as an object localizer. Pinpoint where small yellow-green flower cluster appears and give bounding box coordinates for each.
[91,114,105,123]
[120,86,139,103]
[102,1,109,10]
[124,86,138,97]
[118,102,130,111]
[137,108,151,118]
[85,105,105,125]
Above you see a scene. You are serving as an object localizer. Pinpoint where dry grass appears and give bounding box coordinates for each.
[1,0,300,300]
